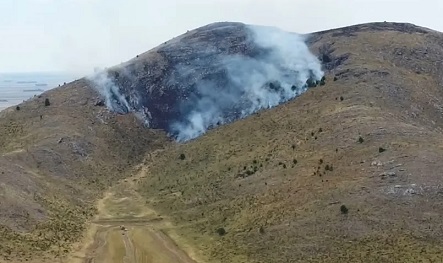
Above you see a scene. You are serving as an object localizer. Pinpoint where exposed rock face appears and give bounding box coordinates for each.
[90,22,323,141]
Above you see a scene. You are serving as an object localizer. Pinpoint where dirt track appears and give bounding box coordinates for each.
[65,168,198,263]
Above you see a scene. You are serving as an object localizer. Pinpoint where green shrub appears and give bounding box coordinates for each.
[358,136,364,143]
[216,227,226,236]
[44,98,51,106]
[340,205,349,214]
[179,153,186,160]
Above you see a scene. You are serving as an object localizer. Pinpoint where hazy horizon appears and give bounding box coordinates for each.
[2,0,443,75]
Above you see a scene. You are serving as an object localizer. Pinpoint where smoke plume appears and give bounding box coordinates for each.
[170,25,323,141]
[89,23,324,142]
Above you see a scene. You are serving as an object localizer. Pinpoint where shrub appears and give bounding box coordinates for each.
[292,144,296,150]
[15,106,20,111]
[259,226,265,234]
[379,147,386,153]
[320,76,326,86]
[44,98,51,106]
[340,205,349,214]
[358,136,364,143]
[293,159,298,165]
[306,78,317,88]
[179,153,186,160]
[216,227,226,236]
[319,159,323,164]
[333,76,338,81]
[340,96,344,101]
[318,128,323,133]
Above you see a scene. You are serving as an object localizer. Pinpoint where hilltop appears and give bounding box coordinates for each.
[0,21,443,263]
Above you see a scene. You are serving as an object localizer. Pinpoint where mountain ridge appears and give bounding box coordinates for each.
[0,21,443,262]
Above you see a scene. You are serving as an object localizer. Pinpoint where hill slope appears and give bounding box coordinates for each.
[0,80,168,261]
[1,21,443,263]
[136,22,443,262]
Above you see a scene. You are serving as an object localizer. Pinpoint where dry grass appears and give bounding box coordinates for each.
[0,80,169,261]
[2,22,443,263]
[137,24,443,262]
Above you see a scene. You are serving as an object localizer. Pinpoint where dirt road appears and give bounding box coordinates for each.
[65,168,199,263]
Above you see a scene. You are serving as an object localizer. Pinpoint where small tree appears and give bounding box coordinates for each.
[216,227,226,236]
[340,205,349,214]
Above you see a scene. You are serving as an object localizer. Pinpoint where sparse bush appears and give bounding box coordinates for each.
[293,159,298,165]
[292,144,296,150]
[259,226,265,234]
[340,96,344,101]
[44,98,51,106]
[325,164,330,171]
[282,164,287,169]
[306,78,317,88]
[15,106,20,111]
[358,136,364,143]
[333,76,338,81]
[318,128,323,133]
[320,76,326,86]
[340,205,349,214]
[253,160,257,164]
[179,153,186,160]
[379,147,386,153]
[216,227,226,236]
[319,159,323,164]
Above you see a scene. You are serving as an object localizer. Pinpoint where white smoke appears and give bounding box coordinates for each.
[88,24,324,142]
[87,70,131,114]
[171,25,324,141]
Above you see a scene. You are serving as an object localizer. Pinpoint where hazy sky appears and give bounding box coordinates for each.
[1,0,442,75]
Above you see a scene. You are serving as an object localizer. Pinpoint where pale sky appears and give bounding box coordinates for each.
[1,0,442,76]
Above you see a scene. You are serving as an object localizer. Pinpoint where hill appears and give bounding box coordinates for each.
[0,81,168,261]
[136,22,443,262]
[1,21,443,263]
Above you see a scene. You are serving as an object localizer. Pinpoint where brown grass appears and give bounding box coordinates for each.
[137,25,443,262]
[0,80,169,261]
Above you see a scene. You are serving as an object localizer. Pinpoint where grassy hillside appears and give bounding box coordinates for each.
[138,23,443,262]
[0,79,169,261]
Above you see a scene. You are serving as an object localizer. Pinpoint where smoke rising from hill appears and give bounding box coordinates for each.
[89,24,324,142]
[170,25,323,141]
